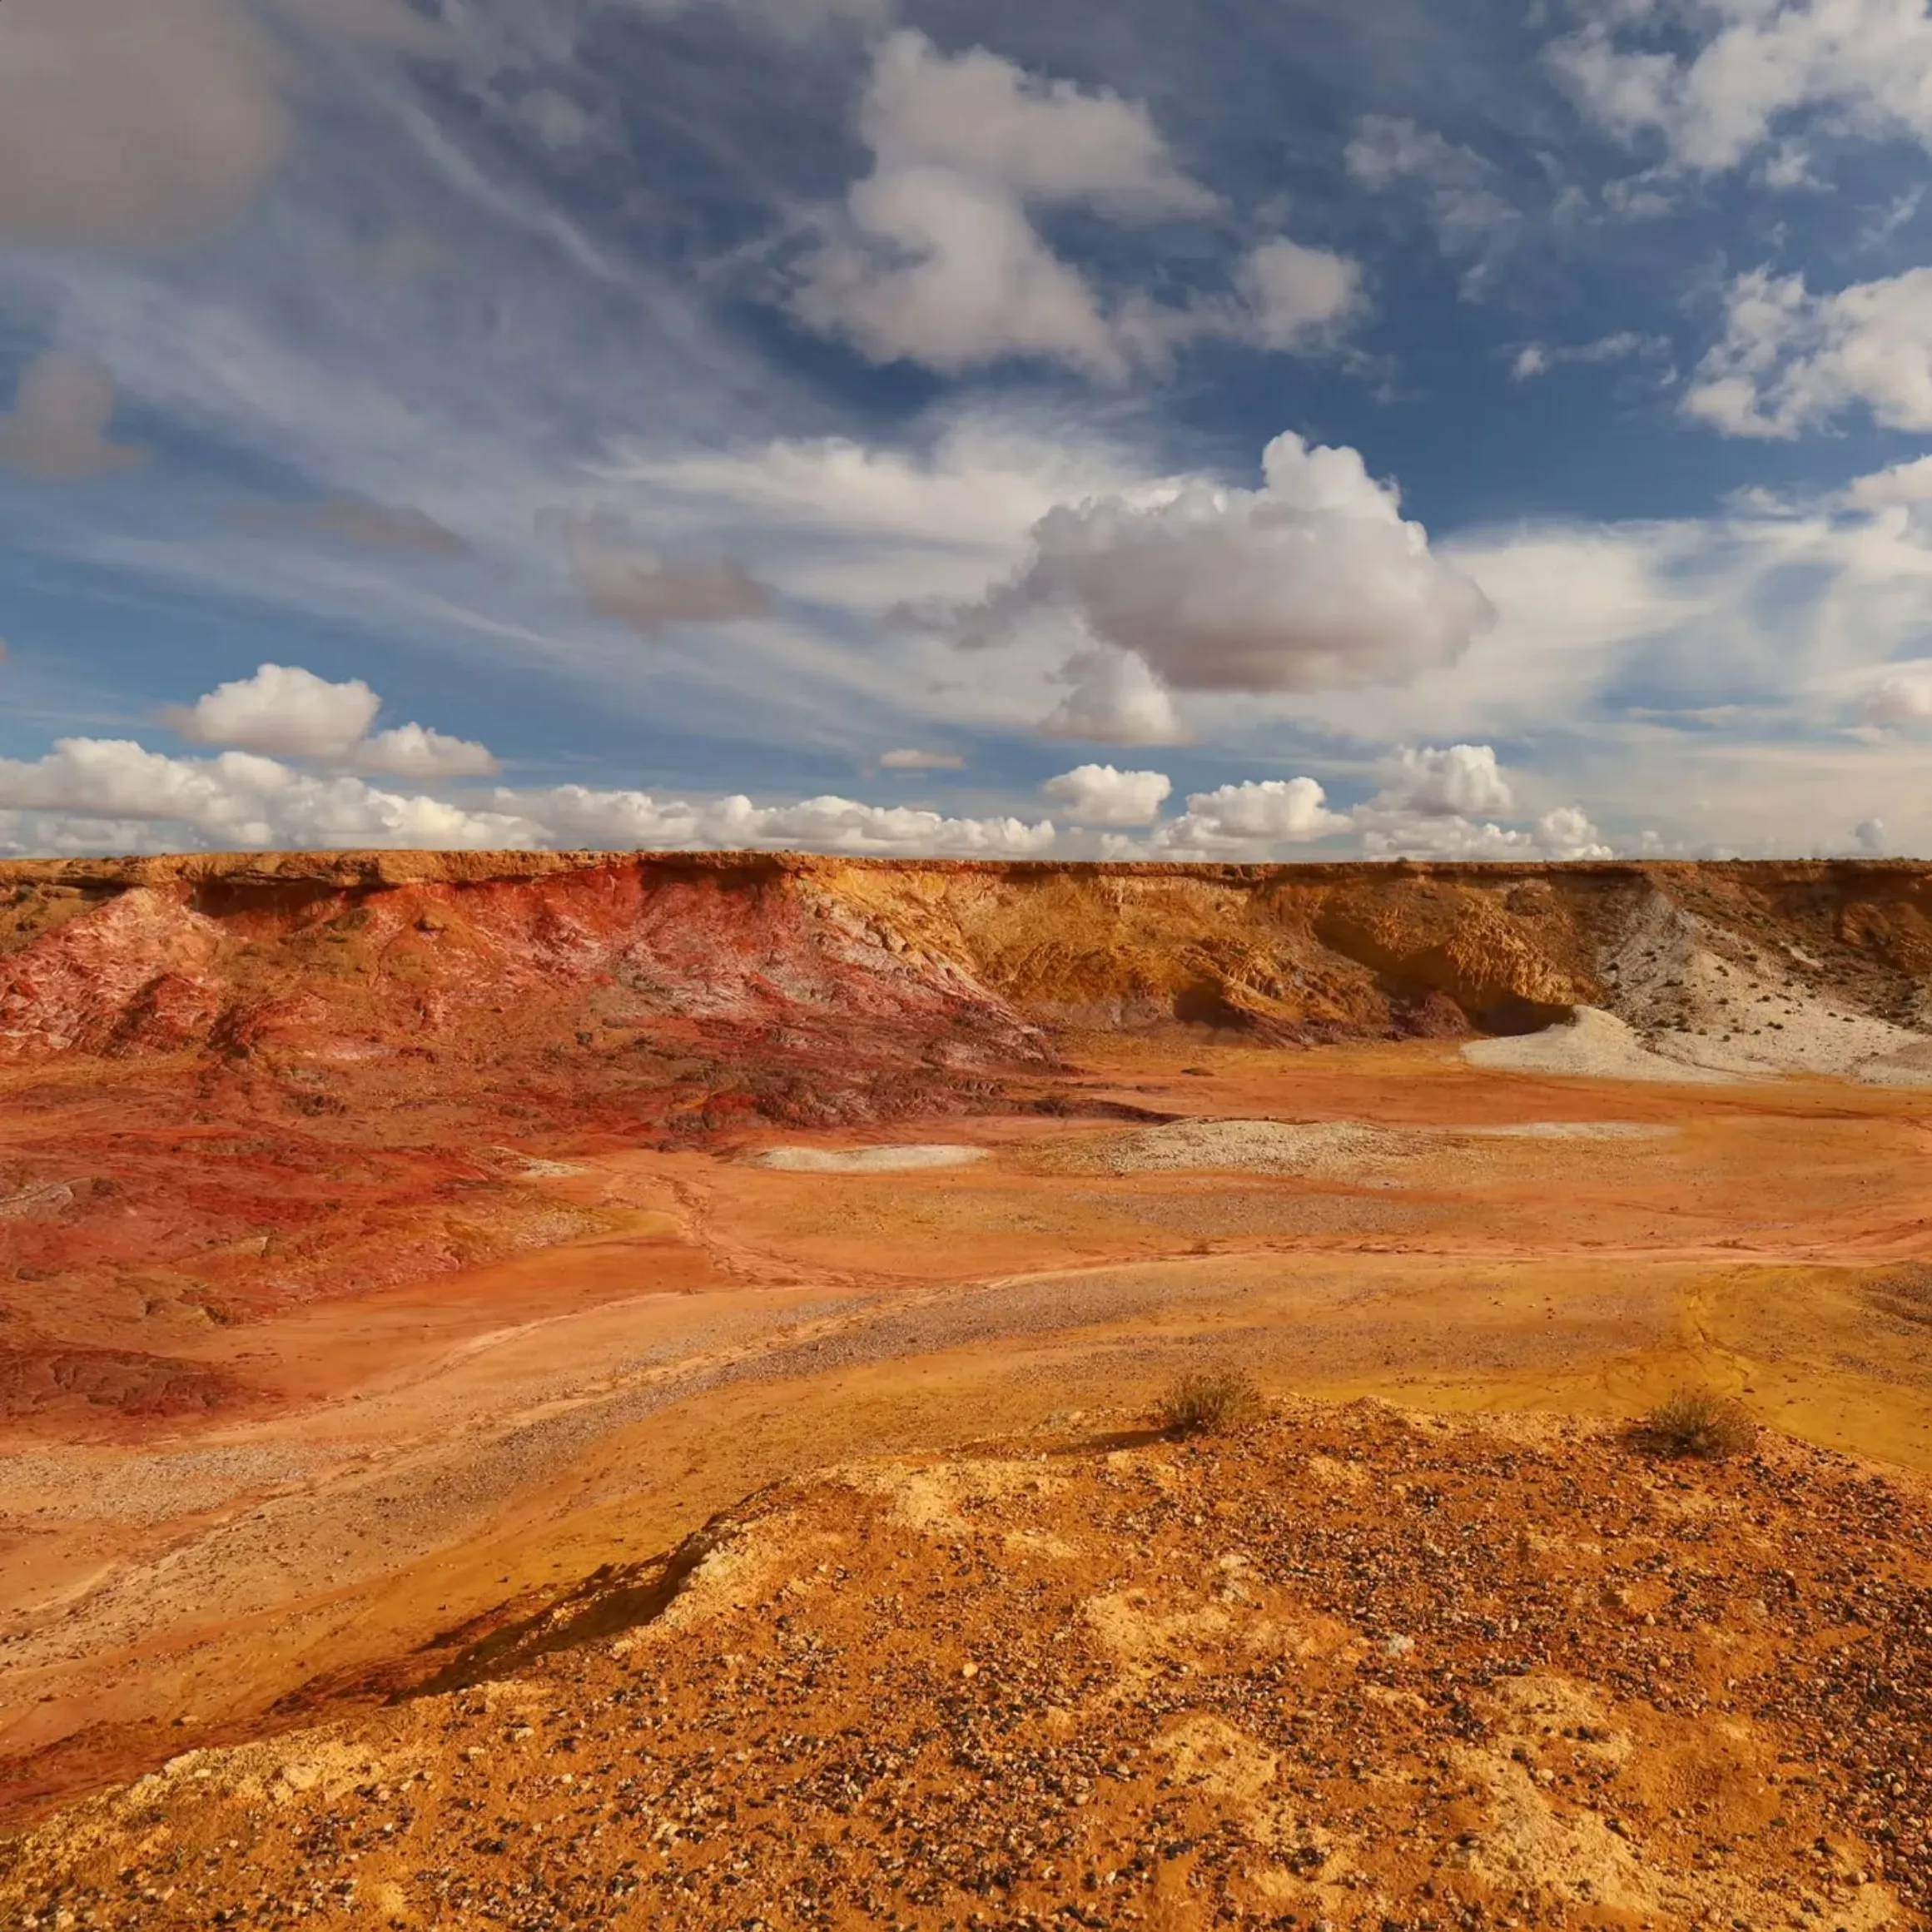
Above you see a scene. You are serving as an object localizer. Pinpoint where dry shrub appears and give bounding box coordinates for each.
[1160,1369,1263,1438]
[1637,1388,1758,1461]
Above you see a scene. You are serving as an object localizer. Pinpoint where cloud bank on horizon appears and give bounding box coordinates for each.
[2,0,1932,860]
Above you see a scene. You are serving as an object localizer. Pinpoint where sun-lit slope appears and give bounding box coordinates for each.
[4,1400,1928,1931]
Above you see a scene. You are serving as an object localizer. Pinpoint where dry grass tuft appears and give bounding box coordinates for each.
[1160,1369,1264,1438]
[1636,1388,1759,1461]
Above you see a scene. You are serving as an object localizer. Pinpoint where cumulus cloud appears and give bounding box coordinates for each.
[948,430,1493,713]
[1865,671,1932,723]
[1532,806,1616,862]
[0,739,530,854]
[1164,777,1347,849]
[1547,0,1932,176]
[1355,801,1612,862]
[570,539,776,638]
[790,32,1358,380]
[792,32,1210,380]
[0,739,1060,860]
[879,748,966,770]
[0,352,149,484]
[355,723,502,781]
[1333,744,1608,861]
[1379,743,1516,818]
[486,784,1057,857]
[1040,648,1187,746]
[166,663,380,761]
[1041,763,1172,827]
[1235,240,1364,352]
[161,663,499,778]
[1685,266,1932,437]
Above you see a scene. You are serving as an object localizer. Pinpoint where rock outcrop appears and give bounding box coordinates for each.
[1,852,1928,1084]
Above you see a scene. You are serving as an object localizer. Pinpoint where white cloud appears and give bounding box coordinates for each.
[569,539,776,637]
[795,164,1129,380]
[1865,670,1932,723]
[0,739,532,854]
[1338,743,1607,860]
[1845,454,1932,507]
[1381,743,1516,817]
[947,429,1493,708]
[1510,331,1666,382]
[1236,239,1364,351]
[879,747,966,770]
[790,32,1358,379]
[1040,648,1187,745]
[1532,805,1616,862]
[161,663,499,778]
[355,723,502,781]
[1160,777,1348,852]
[1353,799,1612,862]
[1686,266,1932,436]
[608,410,1150,610]
[0,352,149,484]
[486,782,1056,857]
[166,663,382,760]
[1343,115,1517,261]
[0,738,1060,860]
[1547,0,1932,176]
[855,29,1216,222]
[1041,762,1172,826]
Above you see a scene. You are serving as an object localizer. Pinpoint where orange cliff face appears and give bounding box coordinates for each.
[0,848,1929,1430]
[2,848,1930,1066]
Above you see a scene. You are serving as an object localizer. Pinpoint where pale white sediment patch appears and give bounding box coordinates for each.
[752,1145,991,1174]
[1463,1010,1741,1085]
[1596,891,1932,1086]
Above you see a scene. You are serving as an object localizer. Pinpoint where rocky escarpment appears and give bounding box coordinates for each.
[0,852,1927,1084]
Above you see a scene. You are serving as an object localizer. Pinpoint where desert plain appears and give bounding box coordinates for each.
[2,851,1930,1930]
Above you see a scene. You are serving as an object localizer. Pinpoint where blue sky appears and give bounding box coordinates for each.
[3,0,1932,859]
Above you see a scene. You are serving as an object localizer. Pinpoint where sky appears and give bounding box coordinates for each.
[2,0,1932,862]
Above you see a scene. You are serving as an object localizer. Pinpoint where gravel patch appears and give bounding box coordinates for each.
[1055,1119,1403,1178]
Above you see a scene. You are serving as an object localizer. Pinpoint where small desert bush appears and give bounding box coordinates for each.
[1637,1388,1758,1461]
[1160,1369,1264,1438]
